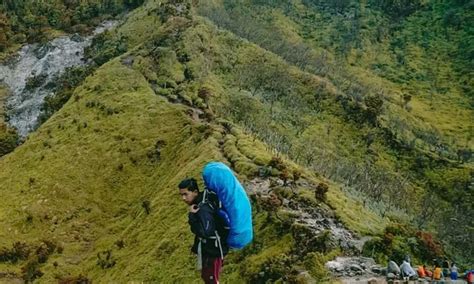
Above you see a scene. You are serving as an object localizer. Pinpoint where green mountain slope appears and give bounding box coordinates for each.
[195,0,473,264]
[0,0,472,282]
[0,3,385,282]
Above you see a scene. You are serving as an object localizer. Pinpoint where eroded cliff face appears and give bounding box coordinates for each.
[0,21,116,137]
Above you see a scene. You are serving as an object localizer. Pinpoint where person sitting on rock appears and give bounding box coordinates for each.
[433,263,444,281]
[417,265,427,279]
[451,262,459,280]
[400,256,417,280]
[424,265,433,278]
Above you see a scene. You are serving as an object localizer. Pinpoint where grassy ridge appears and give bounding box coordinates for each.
[0,2,389,281]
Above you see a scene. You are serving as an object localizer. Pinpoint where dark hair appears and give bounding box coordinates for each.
[178,178,199,192]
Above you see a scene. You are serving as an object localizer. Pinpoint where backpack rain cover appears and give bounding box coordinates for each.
[202,162,253,249]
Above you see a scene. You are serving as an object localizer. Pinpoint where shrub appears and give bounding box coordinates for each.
[268,156,286,171]
[303,252,330,280]
[279,169,290,186]
[115,239,125,249]
[197,87,212,104]
[416,231,444,261]
[21,258,43,282]
[0,124,19,157]
[315,183,328,203]
[142,200,151,215]
[0,242,31,263]
[364,95,384,126]
[293,170,301,183]
[24,74,48,90]
[246,253,293,283]
[85,32,128,66]
[97,250,116,269]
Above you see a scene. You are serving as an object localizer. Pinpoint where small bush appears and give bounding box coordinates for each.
[142,200,151,215]
[0,124,19,157]
[292,170,301,183]
[198,87,212,104]
[24,74,48,90]
[21,258,43,282]
[97,250,116,269]
[36,240,56,263]
[315,183,328,203]
[246,253,293,283]
[268,156,286,171]
[0,242,31,263]
[279,169,290,186]
[416,231,444,261]
[115,239,125,249]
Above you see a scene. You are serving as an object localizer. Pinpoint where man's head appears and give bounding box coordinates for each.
[178,178,199,205]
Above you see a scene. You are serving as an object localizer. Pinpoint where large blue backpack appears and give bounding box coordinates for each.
[202,162,253,249]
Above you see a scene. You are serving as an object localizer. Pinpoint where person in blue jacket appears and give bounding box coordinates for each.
[178,177,229,284]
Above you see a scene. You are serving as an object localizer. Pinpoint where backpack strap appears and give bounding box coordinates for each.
[202,189,207,204]
[196,239,202,270]
[214,230,224,259]
[200,189,218,210]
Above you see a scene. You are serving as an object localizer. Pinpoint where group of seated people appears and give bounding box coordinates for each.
[387,256,473,282]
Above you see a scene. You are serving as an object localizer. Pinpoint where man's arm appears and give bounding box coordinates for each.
[188,204,216,238]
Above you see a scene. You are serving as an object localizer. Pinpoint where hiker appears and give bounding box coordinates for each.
[417,265,426,279]
[178,178,229,284]
[400,256,417,280]
[450,262,458,280]
[442,259,450,280]
[424,264,432,278]
[433,262,444,282]
[465,269,474,284]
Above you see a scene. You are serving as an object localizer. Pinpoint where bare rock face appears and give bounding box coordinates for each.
[326,257,385,278]
[245,177,365,255]
[245,177,385,281]
[0,21,117,137]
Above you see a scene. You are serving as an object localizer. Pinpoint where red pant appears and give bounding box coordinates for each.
[201,256,223,284]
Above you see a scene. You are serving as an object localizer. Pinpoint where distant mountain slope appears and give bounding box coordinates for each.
[196,0,473,264]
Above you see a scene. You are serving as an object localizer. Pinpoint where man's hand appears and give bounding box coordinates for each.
[189,204,199,213]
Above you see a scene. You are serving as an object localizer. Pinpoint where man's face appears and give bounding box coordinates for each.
[179,187,198,205]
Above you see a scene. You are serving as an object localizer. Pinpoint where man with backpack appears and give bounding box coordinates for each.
[178,177,229,284]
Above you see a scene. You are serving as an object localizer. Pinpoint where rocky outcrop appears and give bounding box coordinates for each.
[326,257,385,278]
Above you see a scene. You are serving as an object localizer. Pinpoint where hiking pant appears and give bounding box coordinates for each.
[451,271,458,280]
[201,256,223,284]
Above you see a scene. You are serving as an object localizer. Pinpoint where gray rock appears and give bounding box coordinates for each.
[326,260,344,272]
[350,264,363,272]
[371,265,383,274]
[71,33,83,42]
[388,260,401,274]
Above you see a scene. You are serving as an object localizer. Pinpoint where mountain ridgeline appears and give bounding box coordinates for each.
[0,0,472,282]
